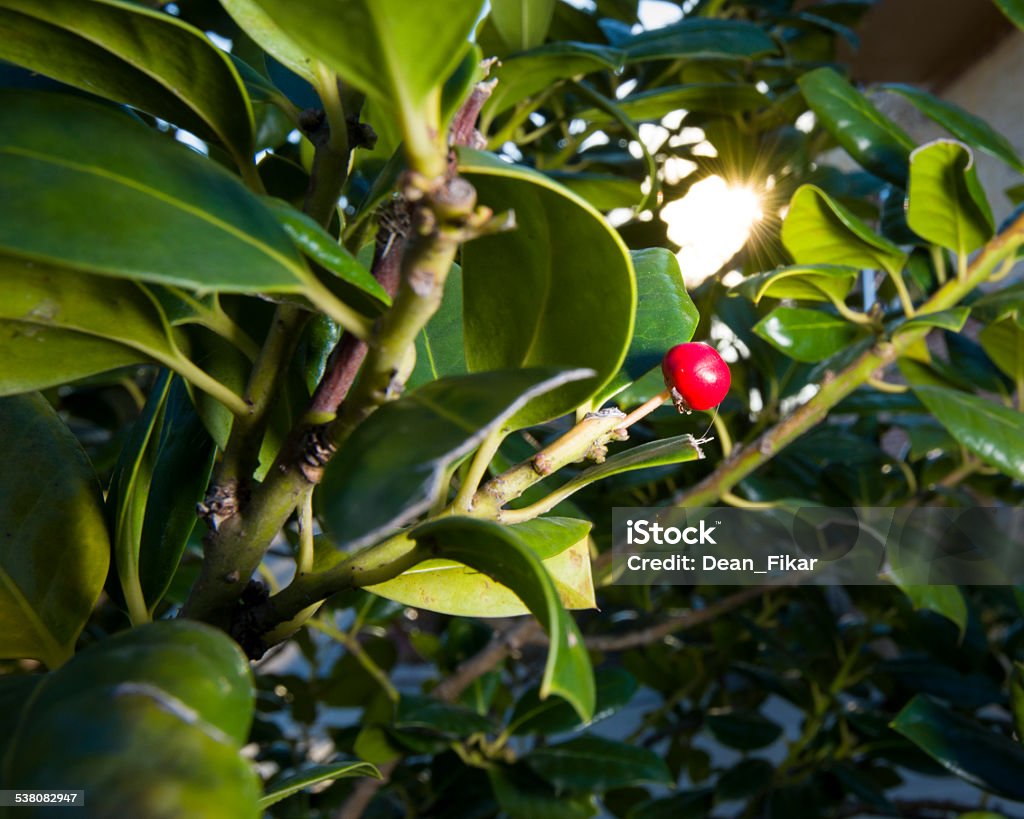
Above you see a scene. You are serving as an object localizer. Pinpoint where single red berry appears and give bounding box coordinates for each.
[662,342,731,411]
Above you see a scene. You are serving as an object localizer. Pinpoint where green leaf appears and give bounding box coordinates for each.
[263,198,391,304]
[0,321,147,396]
[979,315,1024,383]
[367,517,595,616]
[880,84,1024,173]
[595,249,698,405]
[7,685,260,816]
[411,516,595,721]
[459,148,636,426]
[582,83,767,122]
[259,761,380,809]
[408,265,466,389]
[782,185,908,276]
[907,141,994,257]
[0,393,109,667]
[619,18,778,62]
[488,765,598,819]
[0,0,254,163]
[509,666,637,735]
[706,711,782,750]
[319,369,592,550]
[890,580,968,635]
[1011,663,1024,743]
[248,0,484,151]
[754,307,863,363]
[0,90,310,293]
[798,67,914,186]
[0,675,41,762]
[525,735,672,791]
[220,0,316,82]
[994,0,1024,30]
[490,0,556,51]
[893,308,971,338]
[482,42,625,124]
[736,264,860,304]
[395,695,496,736]
[902,380,1024,482]
[545,171,640,211]
[891,695,1024,799]
[507,435,706,519]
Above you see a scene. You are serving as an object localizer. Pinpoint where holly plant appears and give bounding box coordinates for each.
[2,0,1024,817]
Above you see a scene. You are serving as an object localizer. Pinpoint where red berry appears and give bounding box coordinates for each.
[662,342,731,411]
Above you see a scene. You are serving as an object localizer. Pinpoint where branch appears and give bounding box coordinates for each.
[674,213,1024,508]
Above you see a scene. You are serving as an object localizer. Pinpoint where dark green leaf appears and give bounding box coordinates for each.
[754,307,863,363]
[408,265,466,388]
[0,91,311,293]
[509,666,637,735]
[221,0,316,82]
[0,0,254,162]
[620,18,778,62]
[260,761,380,809]
[526,735,672,791]
[482,42,625,124]
[488,765,598,819]
[706,711,782,750]
[782,185,907,276]
[979,316,1024,383]
[367,517,594,616]
[0,393,109,667]
[545,171,640,211]
[395,695,496,736]
[891,695,1024,799]
[798,67,914,186]
[880,84,1024,173]
[0,674,42,762]
[994,0,1024,29]
[319,369,591,550]
[595,249,698,404]
[412,516,595,721]
[716,758,775,801]
[907,141,994,257]
[903,376,1024,481]
[585,83,767,122]
[490,0,556,51]
[1011,663,1024,742]
[459,148,636,425]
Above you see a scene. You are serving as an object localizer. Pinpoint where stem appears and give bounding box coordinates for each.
[617,389,670,428]
[453,426,506,512]
[930,245,948,285]
[712,411,733,457]
[309,616,400,703]
[674,213,1024,508]
[170,354,249,416]
[297,488,315,575]
[866,374,908,394]
[889,267,917,317]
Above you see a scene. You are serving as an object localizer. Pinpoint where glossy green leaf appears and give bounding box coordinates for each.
[0,90,310,293]
[367,518,594,616]
[890,580,968,634]
[595,249,698,405]
[509,667,637,735]
[488,765,598,819]
[620,18,778,62]
[220,0,316,82]
[907,141,994,257]
[979,315,1024,383]
[482,42,625,124]
[994,0,1024,29]
[459,148,635,426]
[706,711,782,750]
[583,83,766,122]
[0,0,254,162]
[546,172,640,211]
[408,265,465,389]
[892,695,1024,799]
[782,185,908,276]
[798,67,914,186]
[490,0,556,51]
[7,685,260,817]
[508,435,706,519]
[263,198,391,304]
[23,620,254,745]
[145,286,260,359]
[881,83,1024,172]
[259,761,380,809]
[736,264,860,304]
[395,695,496,736]
[0,393,109,667]
[411,516,595,720]
[248,0,484,143]
[526,735,672,791]
[754,307,863,363]
[902,372,1024,481]
[893,308,970,338]
[0,321,146,396]
[319,369,591,550]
